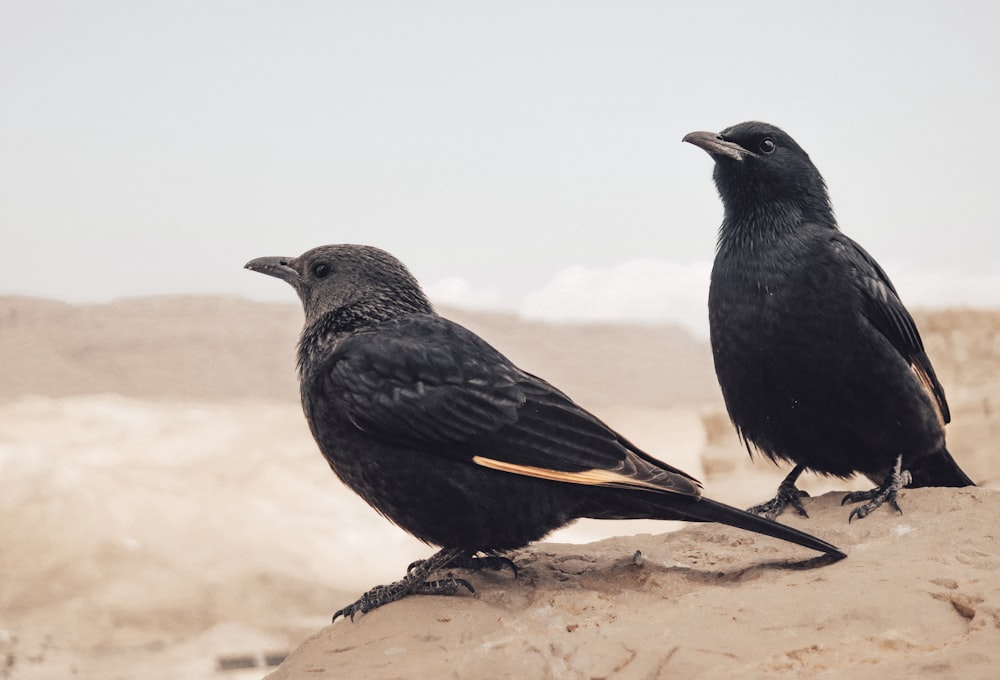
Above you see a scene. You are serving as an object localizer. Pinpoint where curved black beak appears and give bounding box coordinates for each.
[683,130,757,162]
[245,256,300,286]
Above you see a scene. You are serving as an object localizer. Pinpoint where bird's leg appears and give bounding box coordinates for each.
[409,549,518,577]
[333,547,475,622]
[747,464,810,519]
[841,454,912,522]
[438,550,517,578]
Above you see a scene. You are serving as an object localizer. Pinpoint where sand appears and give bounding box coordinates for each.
[0,296,998,679]
[268,488,1000,680]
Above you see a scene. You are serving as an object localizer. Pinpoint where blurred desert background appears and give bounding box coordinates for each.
[1,296,998,679]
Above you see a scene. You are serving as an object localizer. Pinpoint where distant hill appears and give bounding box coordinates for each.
[0,295,719,408]
[0,296,303,402]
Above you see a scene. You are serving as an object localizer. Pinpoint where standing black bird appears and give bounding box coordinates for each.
[684,121,974,522]
[246,244,844,619]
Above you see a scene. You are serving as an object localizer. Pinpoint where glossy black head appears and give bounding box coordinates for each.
[245,244,432,324]
[684,121,834,228]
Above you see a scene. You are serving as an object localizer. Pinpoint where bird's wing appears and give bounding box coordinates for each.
[834,235,950,424]
[320,315,701,497]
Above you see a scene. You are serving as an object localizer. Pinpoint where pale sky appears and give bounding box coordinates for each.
[3,1,999,334]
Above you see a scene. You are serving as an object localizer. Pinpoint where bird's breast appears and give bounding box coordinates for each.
[709,238,863,370]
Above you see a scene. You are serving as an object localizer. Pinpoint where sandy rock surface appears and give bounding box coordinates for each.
[267,489,999,680]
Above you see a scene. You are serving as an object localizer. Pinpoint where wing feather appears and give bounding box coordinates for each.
[318,314,701,497]
[834,235,950,424]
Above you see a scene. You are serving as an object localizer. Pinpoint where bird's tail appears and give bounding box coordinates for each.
[587,490,845,559]
[907,446,975,488]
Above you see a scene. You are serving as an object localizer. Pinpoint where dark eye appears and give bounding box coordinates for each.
[759,138,775,154]
[312,262,330,278]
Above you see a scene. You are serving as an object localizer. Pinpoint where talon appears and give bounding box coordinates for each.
[332,605,356,623]
[748,465,808,519]
[444,551,519,576]
[331,548,481,621]
[446,578,476,594]
[841,491,868,506]
[841,455,909,521]
[483,555,519,576]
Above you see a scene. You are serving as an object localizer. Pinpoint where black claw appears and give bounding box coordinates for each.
[841,455,909,522]
[430,551,519,576]
[748,487,808,519]
[502,557,520,578]
[786,489,810,519]
[332,603,363,623]
[464,553,519,577]
[332,548,494,622]
[841,489,873,506]
[747,465,808,519]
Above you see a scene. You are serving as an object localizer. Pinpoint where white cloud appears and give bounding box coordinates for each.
[889,265,1000,309]
[424,259,1000,342]
[519,260,712,338]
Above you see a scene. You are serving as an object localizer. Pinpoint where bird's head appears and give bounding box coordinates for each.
[683,121,833,226]
[245,244,432,325]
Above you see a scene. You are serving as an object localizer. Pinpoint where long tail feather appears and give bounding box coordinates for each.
[907,447,975,488]
[587,490,845,558]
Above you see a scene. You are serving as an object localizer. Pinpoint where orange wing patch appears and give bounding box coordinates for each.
[472,455,697,496]
[910,362,947,429]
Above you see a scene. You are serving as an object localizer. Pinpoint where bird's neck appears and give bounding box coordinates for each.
[717,200,837,258]
[296,296,432,377]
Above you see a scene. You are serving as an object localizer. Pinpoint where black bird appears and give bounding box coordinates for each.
[684,121,974,522]
[246,244,844,620]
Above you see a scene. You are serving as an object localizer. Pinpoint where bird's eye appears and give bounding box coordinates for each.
[759,139,776,154]
[312,262,330,278]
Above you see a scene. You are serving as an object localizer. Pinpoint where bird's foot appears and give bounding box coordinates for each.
[332,576,473,622]
[408,549,519,577]
[841,455,912,522]
[449,550,520,577]
[748,474,810,520]
[333,548,474,622]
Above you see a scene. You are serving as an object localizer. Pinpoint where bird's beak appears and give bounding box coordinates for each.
[245,256,300,286]
[682,131,757,162]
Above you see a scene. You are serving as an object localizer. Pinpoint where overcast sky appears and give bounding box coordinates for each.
[3,1,999,335]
